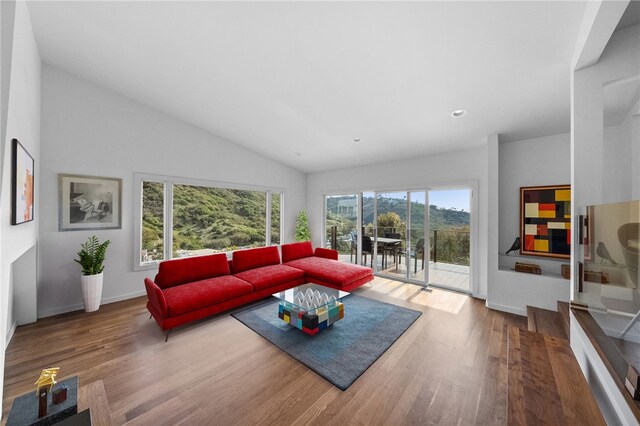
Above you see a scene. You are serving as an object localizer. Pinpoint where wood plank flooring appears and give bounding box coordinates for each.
[526,306,568,340]
[4,278,529,425]
[556,302,570,339]
[507,328,605,425]
[78,380,113,425]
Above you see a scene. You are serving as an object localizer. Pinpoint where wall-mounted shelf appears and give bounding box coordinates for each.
[499,254,569,280]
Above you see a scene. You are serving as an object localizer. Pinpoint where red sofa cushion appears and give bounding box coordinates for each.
[314,247,338,260]
[163,275,253,317]
[154,253,230,289]
[284,257,373,288]
[281,242,314,263]
[232,246,281,273]
[234,264,305,292]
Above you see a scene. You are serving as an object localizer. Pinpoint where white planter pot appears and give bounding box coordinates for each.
[81,272,103,312]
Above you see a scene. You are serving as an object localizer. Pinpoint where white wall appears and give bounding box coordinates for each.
[573,23,639,212]
[306,143,489,299]
[633,104,640,200]
[603,125,628,203]
[38,65,306,318]
[571,17,640,425]
[0,0,40,417]
[484,133,572,315]
[604,92,640,203]
[498,133,571,253]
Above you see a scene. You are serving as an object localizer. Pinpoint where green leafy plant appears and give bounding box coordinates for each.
[74,236,111,276]
[295,210,311,242]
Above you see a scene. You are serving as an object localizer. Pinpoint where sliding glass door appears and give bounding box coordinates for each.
[408,191,426,281]
[372,190,427,286]
[428,188,471,293]
[323,186,472,293]
[376,192,408,275]
[325,194,358,264]
[372,188,471,292]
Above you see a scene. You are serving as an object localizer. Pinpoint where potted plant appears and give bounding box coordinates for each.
[74,235,110,312]
[295,210,311,242]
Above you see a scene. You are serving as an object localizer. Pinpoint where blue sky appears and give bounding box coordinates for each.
[374,189,470,212]
[429,189,470,211]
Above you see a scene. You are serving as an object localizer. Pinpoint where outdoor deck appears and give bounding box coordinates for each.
[337,254,470,293]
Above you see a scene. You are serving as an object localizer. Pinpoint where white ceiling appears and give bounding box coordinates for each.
[27,1,587,173]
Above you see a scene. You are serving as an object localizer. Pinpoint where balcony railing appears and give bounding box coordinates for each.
[327,226,470,266]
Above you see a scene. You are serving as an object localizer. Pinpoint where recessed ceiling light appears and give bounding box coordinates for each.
[353,138,361,143]
[451,109,466,118]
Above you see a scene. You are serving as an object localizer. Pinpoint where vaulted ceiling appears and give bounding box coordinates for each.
[28,1,587,172]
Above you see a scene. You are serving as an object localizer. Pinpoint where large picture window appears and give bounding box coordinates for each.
[135,174,283,269]
[141,181,165,263]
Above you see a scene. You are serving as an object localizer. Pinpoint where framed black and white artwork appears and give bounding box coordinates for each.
[59,174,122,231]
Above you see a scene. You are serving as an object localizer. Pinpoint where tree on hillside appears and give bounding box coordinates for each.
[376,212,405,236]
[295,211,311,242]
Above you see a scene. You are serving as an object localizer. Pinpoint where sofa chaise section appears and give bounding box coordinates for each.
[281,242,374,291]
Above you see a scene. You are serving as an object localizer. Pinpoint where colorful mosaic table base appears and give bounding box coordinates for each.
[278,302,344,335]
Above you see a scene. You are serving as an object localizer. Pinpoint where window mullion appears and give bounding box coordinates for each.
[266,191,272,246]
[165,180,174,260]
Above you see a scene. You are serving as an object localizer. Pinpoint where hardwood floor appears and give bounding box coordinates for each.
[507,328,605,425]
[3,278,528,425]
[526,306,568,340]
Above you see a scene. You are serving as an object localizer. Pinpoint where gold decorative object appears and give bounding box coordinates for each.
[35,368,60,395]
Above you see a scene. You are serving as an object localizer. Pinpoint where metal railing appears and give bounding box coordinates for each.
[328,226,470,266]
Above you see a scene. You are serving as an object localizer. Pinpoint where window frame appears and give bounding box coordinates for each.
[134,173,284,271]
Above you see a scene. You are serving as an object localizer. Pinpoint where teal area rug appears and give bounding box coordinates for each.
[231,294,422,390]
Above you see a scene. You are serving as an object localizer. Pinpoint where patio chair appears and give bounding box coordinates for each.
[361,235,374,268]
[409,238,425,273]
[384,232,402,268]
[350,232,357,263]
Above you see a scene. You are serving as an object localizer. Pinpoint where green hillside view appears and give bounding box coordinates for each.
[326,196,470,231]
[142,189,469,266]
[141,182,279,261]
[326,195,470,266]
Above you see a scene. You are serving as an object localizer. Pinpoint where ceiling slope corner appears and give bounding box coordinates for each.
[572,0,629,71]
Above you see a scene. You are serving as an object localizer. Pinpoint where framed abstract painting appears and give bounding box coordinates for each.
[59,174,122,231]
[520,184,571,259]
[11,139,35,225]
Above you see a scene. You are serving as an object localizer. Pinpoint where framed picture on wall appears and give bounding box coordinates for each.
[59,174,122,231]
[520,184,571,259]
[11,139,35,225]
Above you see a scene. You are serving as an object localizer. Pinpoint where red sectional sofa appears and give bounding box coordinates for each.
[281,243,374,291]
[144,242,373,340]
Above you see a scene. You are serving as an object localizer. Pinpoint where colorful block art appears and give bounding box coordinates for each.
[278,301,344,335]
[520,185,571,259]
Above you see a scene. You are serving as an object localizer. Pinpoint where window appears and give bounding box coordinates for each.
[135,174,283,269]
[141,181,165,263]
[271,192,281,245]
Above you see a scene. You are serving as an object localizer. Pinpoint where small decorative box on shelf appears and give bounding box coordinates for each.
[514,262,542,275]
[7,376,78,426]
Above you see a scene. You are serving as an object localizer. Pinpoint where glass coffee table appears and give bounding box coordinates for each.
[272,283,349,335]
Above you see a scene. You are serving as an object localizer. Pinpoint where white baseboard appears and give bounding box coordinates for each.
[39,303,85,318]
[103,290,146,305]
[486,301,527,317]
[6,321,17,348]
[38,290,147,318]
